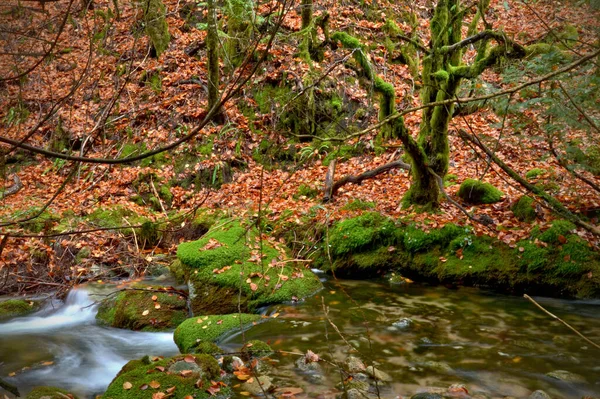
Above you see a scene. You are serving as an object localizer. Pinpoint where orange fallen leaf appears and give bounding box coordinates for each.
[149,380,160,389]
[123,382,133,390]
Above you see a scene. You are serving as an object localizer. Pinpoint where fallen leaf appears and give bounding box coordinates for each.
[184,355,196,363]
[149,381,160,389]
[154,303,161,309]
[142,310,150,316]
[180,370,193,377]
[123,382,133,390]
[151,295,158,301]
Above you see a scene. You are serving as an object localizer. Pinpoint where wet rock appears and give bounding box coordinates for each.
[103,354,225,399]
[95,283,188,331]
[336,379,369,392]
[339,388,363,399]
[345,356,366,373]
[546,369,586,383]
[241,375,272,395]
[421,360,453,374]
[25,386,79,399]
[528,390,551,399]
[221,355,244,372]
[411,393,443,399]
[0,299,40,321]
[392,318,413,330]
[447,383,469,396]
[296,356,322,372]
[365,365,392,382]
[241,340,273,360]
[173,313,261,353]
[168,360,202,375]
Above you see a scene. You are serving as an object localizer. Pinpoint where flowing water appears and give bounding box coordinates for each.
[1,277,599,398]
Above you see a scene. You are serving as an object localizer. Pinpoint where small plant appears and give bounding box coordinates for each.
[3,103,29,127]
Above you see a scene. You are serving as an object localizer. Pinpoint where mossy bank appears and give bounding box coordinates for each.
[0,299,40,320]
[175,219,322,310]
[312,212,600,298]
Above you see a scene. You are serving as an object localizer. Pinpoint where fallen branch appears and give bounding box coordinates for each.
[0,174,23,200]
[322,158,337,202]
[324,159,410,202]
[524,294,600,350]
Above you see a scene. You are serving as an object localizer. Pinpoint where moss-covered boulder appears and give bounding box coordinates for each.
[174,313,261,353]
[457,179,504,204]
[0,299,40,320]
[240,339,273,360]
[511,195,537,222]
[96,285,188,331]
[26,386,79,399]
[321,212,600,298]
[102,354,227,399]
[176,219,322,309]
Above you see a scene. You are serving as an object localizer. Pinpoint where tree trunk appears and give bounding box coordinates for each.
[206,0,223,122]
[301,0,312,30]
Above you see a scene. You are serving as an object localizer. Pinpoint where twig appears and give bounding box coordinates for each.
[524,294,600,350]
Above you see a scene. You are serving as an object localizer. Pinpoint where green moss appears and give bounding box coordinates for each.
[511,195,537,222]
[443,174,458,187]
[192,340,222,355]
[17,209,59,233]
[0,299,39,320]
[173,313,261,353]
[538,219,576,244]
[341,199,376,211]
[403,223,467,254]
[240,340,273,360]
[432,69,450,81]
[177,220,322,307]
[103,354,225,399]
[294,184,320,199]
[457,179,504,204]
[331,31,373,79]
[138,0,170,57]
[96,285,188,331]
[525,168,546,179]
[329,212,397,258]
[26,386,79,399]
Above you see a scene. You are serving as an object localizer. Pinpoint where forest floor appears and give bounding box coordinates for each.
[0,0,599,295]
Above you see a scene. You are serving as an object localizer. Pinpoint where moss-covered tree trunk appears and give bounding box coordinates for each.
[206,0,223,122]
[301,0,312,30]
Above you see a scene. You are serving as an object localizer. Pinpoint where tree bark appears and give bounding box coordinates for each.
[206,0,223,123]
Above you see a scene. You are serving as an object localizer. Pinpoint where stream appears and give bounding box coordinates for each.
[1,277,599,398]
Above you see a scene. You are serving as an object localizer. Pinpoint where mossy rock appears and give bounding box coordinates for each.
[511,195,537,222]
[177,219,322,308]
[457,179,504,204]
[322,213,600,298]
[103,354,226,399]
[173,313,261,353]
[240,340,273,360]
[0,299,40,320]
[96,285,188,331]
[26,386,79,399]
[192,340,222,355]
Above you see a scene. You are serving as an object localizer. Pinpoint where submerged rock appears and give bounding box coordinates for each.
[546,369,586,382]
[241,375,273,395]
[365,365,392,382]
[392,317,413,330]
[345,356,366,373]
[528,390,551,399]
[173,313,261,353]
[103,354,225,399]
[411,393,443,399]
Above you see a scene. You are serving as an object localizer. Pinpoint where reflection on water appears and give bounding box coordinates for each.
[1,279,599,398]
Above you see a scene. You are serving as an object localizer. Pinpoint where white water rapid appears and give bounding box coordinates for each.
[0,286,179,398]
